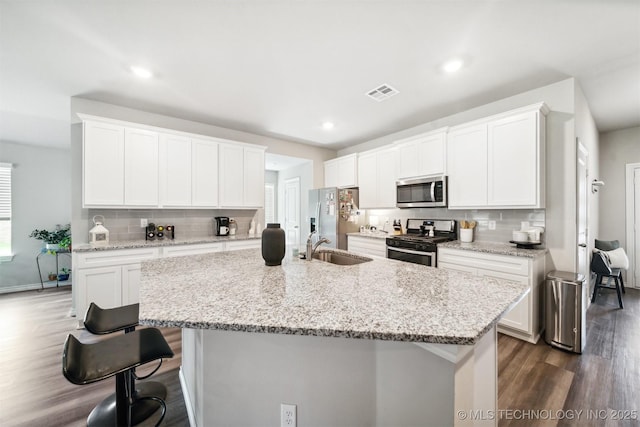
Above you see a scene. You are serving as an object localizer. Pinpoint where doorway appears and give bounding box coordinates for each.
[576,140,589,281]
[284,177,300,249]
[626,162,640,288]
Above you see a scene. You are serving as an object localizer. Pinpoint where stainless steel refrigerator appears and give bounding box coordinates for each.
[308,187,362,250]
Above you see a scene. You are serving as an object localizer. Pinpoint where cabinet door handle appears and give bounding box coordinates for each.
[578,243,587,248]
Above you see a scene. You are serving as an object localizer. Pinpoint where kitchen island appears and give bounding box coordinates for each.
[139,248,528,426]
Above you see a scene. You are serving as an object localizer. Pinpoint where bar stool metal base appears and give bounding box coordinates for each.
[87,381,167,426]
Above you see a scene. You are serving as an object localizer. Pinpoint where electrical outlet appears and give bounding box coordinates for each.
[488,220,496,230]
[281,403,296,427]
[140,218,148,228]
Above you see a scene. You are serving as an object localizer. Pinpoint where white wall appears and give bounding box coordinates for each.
[0,142,72,292]
[339,78,581,272]
[599,126,640,246]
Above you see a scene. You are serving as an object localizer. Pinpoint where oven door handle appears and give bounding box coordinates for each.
[387,246,436,257]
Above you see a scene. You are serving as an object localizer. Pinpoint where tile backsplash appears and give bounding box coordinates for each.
[363,208,545,244]
[88,209,262,241]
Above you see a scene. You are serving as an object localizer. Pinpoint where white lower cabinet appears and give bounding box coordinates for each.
[226,239,261,251]
[438,248,545,343]
[74,247,159,325]
[347,235,387,258]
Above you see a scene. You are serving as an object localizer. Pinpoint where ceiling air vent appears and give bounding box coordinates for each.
[366,84,399,102]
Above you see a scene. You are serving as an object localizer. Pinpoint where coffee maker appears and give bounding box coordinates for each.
[215,216,230,236]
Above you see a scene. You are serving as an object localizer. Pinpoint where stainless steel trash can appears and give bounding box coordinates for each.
[545,271,586,353]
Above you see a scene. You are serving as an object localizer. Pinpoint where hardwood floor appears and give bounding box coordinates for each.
[0,285,638,426]
[499,287,640,427]
[0,287,189,427]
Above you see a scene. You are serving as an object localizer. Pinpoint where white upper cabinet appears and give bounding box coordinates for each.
[395,129,447,179]
[159,135,219,208]
[324,161,338,188]
[124,128,159,206]
[81,115,264,209]
[447,124,488,208]
[323,153,358,188]
[83,121,125,206]
[358,146,397,208]
[487,111,542,207]
[219,143,266,208]
[243,147,265,208]
[219,143,245,207]
[447,103,547,209]
[191,138,219,207]
[160,133,192,207]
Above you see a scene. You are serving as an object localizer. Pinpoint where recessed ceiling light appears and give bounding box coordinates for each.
[322,121,335,130]
[442,59,464,73]
[130,66,153,79]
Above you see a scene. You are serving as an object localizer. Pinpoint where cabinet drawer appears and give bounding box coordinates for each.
[347,236,387,258]
[438,262,478,275]
[76,248,159,268]
[162,243,224,257]
[226,239,261,251]
[438,248,529,276]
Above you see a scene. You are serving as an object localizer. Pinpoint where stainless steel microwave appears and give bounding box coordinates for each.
[396,175,447,208]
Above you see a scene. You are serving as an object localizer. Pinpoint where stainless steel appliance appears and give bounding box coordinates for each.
[215,216,230,236]
[309,187,362,250]
[545,271,586,353]
[386,219,456,266]
[396,175,447,208]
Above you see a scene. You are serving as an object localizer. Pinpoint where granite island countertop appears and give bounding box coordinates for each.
[138,248,528,345]
[439,240,548,258]
[73,234,261,252]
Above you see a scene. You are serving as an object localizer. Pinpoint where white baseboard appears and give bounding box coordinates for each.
[0,282,72,294]
[179,366,197,427]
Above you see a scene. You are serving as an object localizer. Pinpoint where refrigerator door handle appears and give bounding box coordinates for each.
[316,201,322,236]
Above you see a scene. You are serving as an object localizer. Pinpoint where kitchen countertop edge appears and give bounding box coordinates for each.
[439,240,547,258]
[73,234,261,252]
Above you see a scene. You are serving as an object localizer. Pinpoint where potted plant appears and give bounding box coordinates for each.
[48,272,58,281]
[29,224,71,252]
[59,235,72,251]
[58,267,70,281]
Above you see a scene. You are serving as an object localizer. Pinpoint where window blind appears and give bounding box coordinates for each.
[0,163,11,220]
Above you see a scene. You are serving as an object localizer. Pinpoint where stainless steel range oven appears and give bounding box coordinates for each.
[386,219,456,267]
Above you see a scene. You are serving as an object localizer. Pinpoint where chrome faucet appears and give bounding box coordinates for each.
[306,231,331,260]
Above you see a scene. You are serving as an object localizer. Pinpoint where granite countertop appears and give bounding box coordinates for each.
[73,234,261,252]
[439,240,547,258]
[138,248,528,345]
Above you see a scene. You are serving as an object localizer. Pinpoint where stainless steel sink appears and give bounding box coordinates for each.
[312,251,372,265]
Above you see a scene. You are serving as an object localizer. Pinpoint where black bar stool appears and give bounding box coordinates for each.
[62,328,174,426]
[84,302,141,334]
[83,303,170,424]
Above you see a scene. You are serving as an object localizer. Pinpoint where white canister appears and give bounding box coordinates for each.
[512,230,529,242]
[460,228,473,243]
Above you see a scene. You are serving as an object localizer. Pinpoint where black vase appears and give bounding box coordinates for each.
[261,223,286,266]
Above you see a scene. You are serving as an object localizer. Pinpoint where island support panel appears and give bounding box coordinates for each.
[180,327,497,426]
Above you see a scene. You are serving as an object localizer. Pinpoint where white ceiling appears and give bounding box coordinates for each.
[1,1,639,151]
